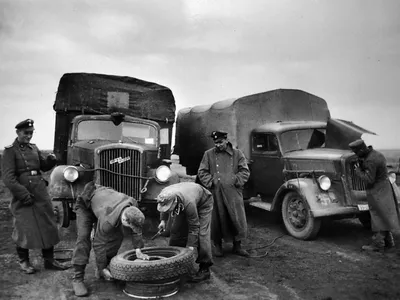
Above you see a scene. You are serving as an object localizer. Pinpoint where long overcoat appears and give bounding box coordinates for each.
[355,147,400,232]
[198,143,250,242]
[2,139,59,249]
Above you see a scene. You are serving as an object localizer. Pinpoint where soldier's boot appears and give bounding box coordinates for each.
[16,246,36,274]
[213,241,224,257]
[72,264,89,297]
[362,232,385,253]
[384,231,395,249]
[232,241,250,257]
[42,247,70,270]
[188,263,211,283]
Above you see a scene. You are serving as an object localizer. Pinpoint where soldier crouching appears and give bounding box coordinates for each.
[71,181,149,297]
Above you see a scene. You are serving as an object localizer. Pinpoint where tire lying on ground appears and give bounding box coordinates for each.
[110,246,194,282]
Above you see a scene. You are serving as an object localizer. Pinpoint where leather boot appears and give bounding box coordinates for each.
[232,241,249,257]
[72,264,88,297]
[384,232,395,249]
[188,264,211,283]
[213,242,224,257]
[362,232,385,253]
[42,247,70,270]
[19,260,36,274]
[16,247,36,274]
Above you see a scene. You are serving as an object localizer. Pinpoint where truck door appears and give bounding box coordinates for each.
[250,133,284,201]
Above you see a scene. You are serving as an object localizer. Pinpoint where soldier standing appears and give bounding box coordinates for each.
[197,130,251,257]
[350,139,400,252]
[2,119,69,274]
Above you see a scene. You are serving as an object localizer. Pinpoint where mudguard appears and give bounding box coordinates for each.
[272,178,355,218]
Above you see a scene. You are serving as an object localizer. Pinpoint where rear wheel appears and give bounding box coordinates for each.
[282,191,321,240]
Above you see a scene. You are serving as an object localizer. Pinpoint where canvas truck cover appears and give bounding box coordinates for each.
[175,89,330,175]
[53,73,176,122]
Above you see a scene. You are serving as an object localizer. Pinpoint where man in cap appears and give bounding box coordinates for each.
[157,182,214,282]
[197,130,251,257]
[71,181,149,297]
[2,119,69,274]
[349,139,400,252]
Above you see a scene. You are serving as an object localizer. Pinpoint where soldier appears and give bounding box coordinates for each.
[71,181,149,297]
[2,119,69,274]
[197,130,251,257]
[157,182,214,282]
[349,139,400,252]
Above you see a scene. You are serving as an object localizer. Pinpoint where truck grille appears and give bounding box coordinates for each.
[98,148,142,200]
[348,161,366,191]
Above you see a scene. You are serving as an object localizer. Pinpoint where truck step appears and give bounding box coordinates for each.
[249,201,272,211]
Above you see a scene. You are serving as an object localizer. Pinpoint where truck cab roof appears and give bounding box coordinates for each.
[253,121,327,134]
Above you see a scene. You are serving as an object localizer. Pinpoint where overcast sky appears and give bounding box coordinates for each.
[1,0,399,150]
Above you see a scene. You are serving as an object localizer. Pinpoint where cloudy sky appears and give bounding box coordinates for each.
[0,0,399,150]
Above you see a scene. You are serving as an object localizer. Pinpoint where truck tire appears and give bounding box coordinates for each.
[52,200,70,228]
[110,246,194,282]
[358,212,371,230]
[282,191,321,240]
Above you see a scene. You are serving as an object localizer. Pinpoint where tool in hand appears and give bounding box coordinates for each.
[151,228,164,240]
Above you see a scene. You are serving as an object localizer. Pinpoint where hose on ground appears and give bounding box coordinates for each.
[245,234,286,258]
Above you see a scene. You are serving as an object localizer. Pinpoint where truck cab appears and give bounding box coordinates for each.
[49,73,179,227]
[249,121,369,240]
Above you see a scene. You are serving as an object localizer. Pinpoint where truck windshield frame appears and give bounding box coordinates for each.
[280,128,326,153]
[76,120,158,145]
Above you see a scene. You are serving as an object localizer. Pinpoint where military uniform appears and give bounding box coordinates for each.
[2,119,67,273]
[198,131,250,257]
[350,139,400,252]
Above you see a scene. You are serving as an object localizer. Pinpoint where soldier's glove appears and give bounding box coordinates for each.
[21,195,34,206]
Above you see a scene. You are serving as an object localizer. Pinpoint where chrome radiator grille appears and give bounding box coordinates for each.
[348,161,366,191]
[98,148,142,200]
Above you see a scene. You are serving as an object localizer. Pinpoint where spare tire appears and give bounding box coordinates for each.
[110,246,194,282]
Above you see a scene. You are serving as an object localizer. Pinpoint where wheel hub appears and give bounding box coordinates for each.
[288,199,307,228]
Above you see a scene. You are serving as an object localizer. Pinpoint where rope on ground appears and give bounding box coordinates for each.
[245,234,286,258]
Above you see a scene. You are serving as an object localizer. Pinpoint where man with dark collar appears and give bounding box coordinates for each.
[349,139,400,252]
[197,130,251,257]
[2,119,69,274]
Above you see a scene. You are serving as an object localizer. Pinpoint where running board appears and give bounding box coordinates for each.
[249,201,272,211]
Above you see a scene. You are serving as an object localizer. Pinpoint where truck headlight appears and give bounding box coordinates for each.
[317,175,331,191]
[389,172,397,184]
[155,165,171,183]
[63,166,79,183]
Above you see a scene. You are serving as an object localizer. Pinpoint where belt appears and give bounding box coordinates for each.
[20,170,41,176]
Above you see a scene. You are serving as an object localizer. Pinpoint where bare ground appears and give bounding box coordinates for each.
[1,164,400,300]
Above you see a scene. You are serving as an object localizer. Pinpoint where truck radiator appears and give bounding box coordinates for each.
[348,161,366,191]
[98,148,142,200]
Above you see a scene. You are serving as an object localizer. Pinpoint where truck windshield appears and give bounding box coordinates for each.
[280,129,326,153]
[77,120,157,145]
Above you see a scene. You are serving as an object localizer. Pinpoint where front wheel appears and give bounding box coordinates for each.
[282,191,321,240]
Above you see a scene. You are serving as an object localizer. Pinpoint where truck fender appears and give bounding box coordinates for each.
[271,178,321,215]
[47,165,88,200]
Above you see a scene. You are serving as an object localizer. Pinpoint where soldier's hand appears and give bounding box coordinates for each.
[22,195,34,206]
[158,220,166,231]
[100,268,113,281]
[136,248,149,261]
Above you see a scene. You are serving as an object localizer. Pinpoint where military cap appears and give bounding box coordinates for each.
[123,206,145,231]
[349,139,367,151]
[156,190,177,213]
[15,119,34,130]
[210,130,228,141]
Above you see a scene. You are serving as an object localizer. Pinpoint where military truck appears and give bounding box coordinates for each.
[175,89,399,240]
[49,73,179,227]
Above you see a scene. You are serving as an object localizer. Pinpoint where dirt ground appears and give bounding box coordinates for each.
[1,163,400,300]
